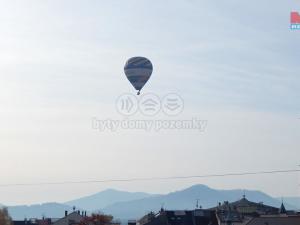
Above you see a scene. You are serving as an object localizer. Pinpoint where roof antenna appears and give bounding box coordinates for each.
[196,199,200,209]
[160,203,165,212]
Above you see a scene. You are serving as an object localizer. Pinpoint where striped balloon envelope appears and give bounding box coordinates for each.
[124,56,153,95]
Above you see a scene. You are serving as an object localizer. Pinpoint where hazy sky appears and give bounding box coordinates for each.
[0,0,299,205]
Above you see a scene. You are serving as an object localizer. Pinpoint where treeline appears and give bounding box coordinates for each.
[0,207,12,225]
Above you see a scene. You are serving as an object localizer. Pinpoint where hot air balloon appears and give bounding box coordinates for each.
[124,56,153,95]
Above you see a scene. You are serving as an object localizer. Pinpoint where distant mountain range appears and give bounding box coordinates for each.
[65,189,155,211]
[2,184,299,220]
[7,203,74,220]
[100,185,296,219]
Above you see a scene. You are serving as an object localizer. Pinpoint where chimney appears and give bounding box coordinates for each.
[85,211,87,217]
[65,211,68,217]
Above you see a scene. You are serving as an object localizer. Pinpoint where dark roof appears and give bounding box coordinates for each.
[216,208,243,223]
[139,210,218,225]
[246,216,300,225]
[165,210,218,225]
[51,211,83,225]
[13,221,36,225]
[164,210,194,225]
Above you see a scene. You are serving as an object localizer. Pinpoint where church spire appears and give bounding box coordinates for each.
[279,199,287,214]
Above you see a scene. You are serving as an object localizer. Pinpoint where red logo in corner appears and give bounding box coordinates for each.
[291,11,300,30]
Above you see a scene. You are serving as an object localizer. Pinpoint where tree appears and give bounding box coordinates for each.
[79,213,113,225]
[0,207,12,225]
